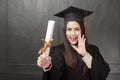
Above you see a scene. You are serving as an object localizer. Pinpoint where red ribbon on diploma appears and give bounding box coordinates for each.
[38,38,54,55]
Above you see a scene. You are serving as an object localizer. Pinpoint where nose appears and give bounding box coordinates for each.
[71,30,75,35]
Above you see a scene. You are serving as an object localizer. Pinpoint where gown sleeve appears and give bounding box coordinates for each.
[42,46,65,80]
[89,45,110,80]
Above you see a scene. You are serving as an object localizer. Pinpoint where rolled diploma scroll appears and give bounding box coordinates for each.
[43,20,55,56]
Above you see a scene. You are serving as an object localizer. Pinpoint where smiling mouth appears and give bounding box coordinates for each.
[69,37,78,41]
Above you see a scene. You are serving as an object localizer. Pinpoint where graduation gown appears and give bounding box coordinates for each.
[42,44,110,80]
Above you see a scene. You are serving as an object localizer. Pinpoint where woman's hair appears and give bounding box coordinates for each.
[63,20,88,75]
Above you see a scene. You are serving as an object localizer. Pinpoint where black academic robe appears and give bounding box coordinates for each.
[42,44,110,80]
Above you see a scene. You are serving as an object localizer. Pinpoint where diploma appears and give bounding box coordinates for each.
[42,20,55,56]
[45,20,55,43]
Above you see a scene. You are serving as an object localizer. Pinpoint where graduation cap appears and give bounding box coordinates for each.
[54,6,93,24]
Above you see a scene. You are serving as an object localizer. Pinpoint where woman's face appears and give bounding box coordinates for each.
[66,21,81,45]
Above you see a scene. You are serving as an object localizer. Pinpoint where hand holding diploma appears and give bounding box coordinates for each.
[37,20,55,70]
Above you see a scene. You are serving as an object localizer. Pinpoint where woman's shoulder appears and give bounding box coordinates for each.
[50,43,64,55]
[51,43,64,50]
[49,44,65,63]
[87,44,100,57]
[88,44,99,50]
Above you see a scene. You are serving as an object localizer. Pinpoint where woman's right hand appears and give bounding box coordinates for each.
[37,54,52,69]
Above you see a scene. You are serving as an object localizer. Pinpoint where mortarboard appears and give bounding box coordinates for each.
[54,6,93,24]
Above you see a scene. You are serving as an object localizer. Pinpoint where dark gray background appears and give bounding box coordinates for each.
[0,0,120,80]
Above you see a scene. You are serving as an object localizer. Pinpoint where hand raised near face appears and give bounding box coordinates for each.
[71,35,88,56]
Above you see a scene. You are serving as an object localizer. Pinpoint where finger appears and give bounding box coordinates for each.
[38,55,44,60]
[41,56,51,65]
[38,57,46,64]
[38,54,51,62]
[44,57,51,66]
[39,55,48,61]
[38,60,47,67]
[78,35,82,44]
[78,35,83,46]
[83,37,86,43]
[78,35,84,41]
[38,57,48,66]
[81,35,85,40]
[37,60,44,67]
[46,56,51,62]
[37,57,50,68]
[78,34,82,40]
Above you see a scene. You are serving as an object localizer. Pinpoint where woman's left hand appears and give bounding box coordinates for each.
[71,35,88,57]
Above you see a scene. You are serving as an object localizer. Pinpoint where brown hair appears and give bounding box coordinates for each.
[63,20,88,74]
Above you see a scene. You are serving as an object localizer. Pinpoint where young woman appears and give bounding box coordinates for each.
[37,6,110,80]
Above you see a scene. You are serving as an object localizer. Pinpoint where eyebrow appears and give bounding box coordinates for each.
[66,26,80,29]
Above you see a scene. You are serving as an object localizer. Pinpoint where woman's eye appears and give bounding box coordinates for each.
[66,28,71,31]
[75,28,80,31]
